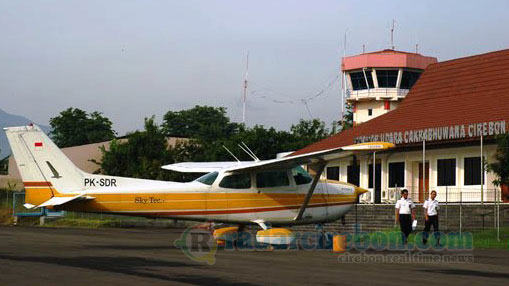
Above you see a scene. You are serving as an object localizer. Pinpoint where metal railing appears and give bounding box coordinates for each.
[359,186,504,204]
[346,88,408,101]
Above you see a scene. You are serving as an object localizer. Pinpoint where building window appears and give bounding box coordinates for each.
[347,164,360,186]
[368,109,373,116]
[400,71,422,89]
[376,70,398,88]
[389,162,405,188]
[437,159,456,186]
[349,70,374,90]
[327,166,340,181]
[464,157,484,185]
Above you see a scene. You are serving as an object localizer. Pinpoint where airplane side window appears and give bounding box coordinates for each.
[195,171,219,185]
[219,173,251,189]
[292,166,313,185]
[256,170,289,188]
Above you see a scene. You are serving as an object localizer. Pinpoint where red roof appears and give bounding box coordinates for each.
[342,49,438,71]
[294,49,509,156]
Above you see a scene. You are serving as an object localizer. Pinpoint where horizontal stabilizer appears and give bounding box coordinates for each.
[23,203,36,209]
[37,195,95,208]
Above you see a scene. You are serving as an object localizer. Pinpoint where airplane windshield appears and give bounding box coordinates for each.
[195,171,219,185]
[292,166,313,185]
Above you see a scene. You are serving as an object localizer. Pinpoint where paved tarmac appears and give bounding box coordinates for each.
[0,226,508,286]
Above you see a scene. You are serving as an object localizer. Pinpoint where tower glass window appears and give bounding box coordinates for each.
[349,70,374,90]
[376,70,399,88]
[400,71,422,89]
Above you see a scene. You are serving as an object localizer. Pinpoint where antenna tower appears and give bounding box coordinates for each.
[242,52,249,124]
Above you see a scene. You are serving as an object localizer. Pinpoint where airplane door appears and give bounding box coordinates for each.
[214,173,253,223]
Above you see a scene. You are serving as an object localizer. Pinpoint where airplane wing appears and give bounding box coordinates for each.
[223,142,395,173]
[161,161,254,173]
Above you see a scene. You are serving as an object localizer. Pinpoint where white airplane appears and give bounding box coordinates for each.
[5,124,394,244]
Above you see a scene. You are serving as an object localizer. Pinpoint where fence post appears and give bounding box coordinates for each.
[494,188,497,228]
[497,187,500,242]
[445,186,448,231]
[459,190,462,234]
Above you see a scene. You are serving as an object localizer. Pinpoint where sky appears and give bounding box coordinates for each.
[1,0,509,135]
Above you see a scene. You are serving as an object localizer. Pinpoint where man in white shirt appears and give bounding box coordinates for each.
[395,189,416,244]
[422,190,440,245]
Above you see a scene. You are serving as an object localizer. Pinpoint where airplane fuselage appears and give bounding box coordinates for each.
[28,179,358,226]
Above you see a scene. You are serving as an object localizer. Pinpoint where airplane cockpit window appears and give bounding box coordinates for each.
[219,173,251,189]
[292,166,313,185]
[195,171,219,185]
[256,170,289,188]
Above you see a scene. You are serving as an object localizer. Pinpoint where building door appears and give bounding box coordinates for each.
[418,163,430,203]
[369,163,382,203]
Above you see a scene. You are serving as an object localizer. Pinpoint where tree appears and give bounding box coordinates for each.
[287,119,329,150]
[162,105,240,141]
[487,133,509,187]
[0,152,8,175]
[49,108,116,147]
[340,104,354,131]
[98,117,173,180]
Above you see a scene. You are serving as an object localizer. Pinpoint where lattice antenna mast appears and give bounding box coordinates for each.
[391,19,395,50]
[242,52,249,124]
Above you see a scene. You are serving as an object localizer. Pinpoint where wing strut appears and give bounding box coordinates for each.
[295,162,326,221]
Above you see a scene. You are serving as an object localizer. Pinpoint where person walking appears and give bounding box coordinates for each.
[422,190,440,245]
[395,189,415,244]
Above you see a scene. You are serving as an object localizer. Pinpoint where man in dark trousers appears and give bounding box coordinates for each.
[422,190,440,245]
[395,189,415,244]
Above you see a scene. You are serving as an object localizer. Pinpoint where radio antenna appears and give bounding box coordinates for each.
[241,142,260,161]
[238,143,259,161]
[242,51,249,124]
[390,19,395,50]
[223,145,240,162]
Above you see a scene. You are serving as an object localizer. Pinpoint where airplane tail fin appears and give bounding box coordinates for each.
[4,125,85,205]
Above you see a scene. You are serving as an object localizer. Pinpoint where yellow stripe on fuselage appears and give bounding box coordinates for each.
[26,187,356,214]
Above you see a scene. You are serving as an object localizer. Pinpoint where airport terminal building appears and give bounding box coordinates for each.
[295,49,509,204]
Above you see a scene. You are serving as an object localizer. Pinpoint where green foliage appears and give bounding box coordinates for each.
[487,133,509,186]
[0,154,8,175]
[98,106,339,181]
[98,117,173,180]
[162,105,240,141]
[50,108,116,147]
[341,104,354,130]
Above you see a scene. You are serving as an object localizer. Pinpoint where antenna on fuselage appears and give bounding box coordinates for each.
[241,142,260,161]
[238,142,260,161]
[223,145,240,162]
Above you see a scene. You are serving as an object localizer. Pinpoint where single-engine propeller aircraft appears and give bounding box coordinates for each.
[5,124,394,245]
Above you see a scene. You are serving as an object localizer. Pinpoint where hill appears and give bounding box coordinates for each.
[0,109,51,158]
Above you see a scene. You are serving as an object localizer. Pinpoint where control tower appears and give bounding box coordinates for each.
[343,49,437,125]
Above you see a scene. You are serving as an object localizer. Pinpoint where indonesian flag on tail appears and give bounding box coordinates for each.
[34,142,43,150]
